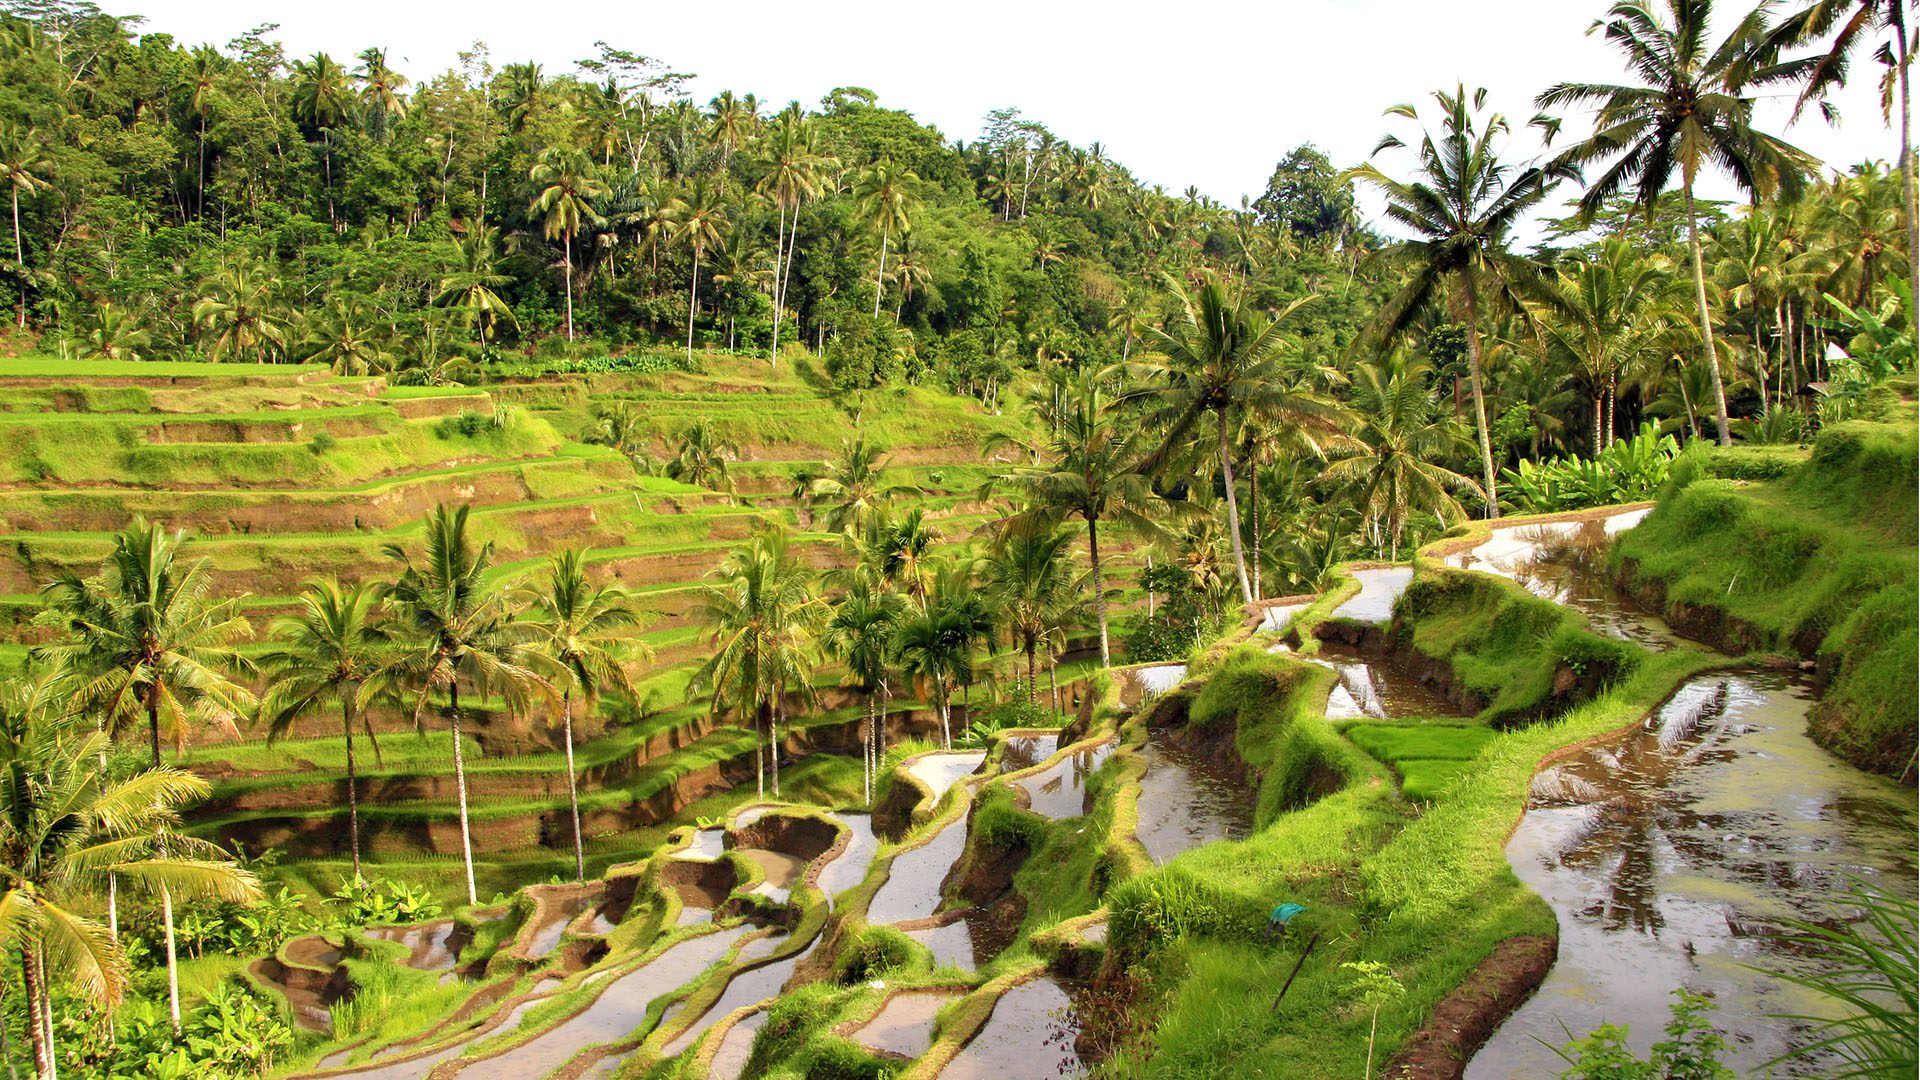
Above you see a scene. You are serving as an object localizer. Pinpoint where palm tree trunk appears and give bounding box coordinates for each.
[754,699,767,799]
[939,691,951,750]
[448,684,479,906]
[1250,461,1262,600]
[873,224,888,318]
[22,948,52,1080]
[1448,276,1501,517]
[1048,655,1059,715]
[1683,184,1733,446]
[1898,1,1918,359]
[1591,393,1603,457]
[687,251,700,366]
[563,689,584,883]
[12,188,24,330]
[1086,515,1110,667]
[772,697,783,798]
[1027,642,1038,704]
[162,882,181,1032]
[0,974,19,1080]
[343,702,361,879]
[197,115,207,219]
[1216,411,1255,604]
[770,201,786,368]
[564,231,576,342]
[862,691,873,805]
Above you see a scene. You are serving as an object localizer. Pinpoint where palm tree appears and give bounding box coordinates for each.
[1766,0,1916,302]
[257,580,392,879]
[302,298,393,375]
[809,437,918,535]
[1135,273,1327,602]
[522,550,649,882]
[1348,85,1568,515]
[529,149,608,341]
[1319,360,1481,560]
[0,702,258,1070]
[585,401,650,464]
[665,418,739,494]
[192,261,293,362]
[691,531,821,799]
[290,52,352,224]
[173,46,220,220]
[78,302,151,362]
[378,505,549,906]
[30,519,257,1035]
[433,225,519,349]
[1535,238,1678,451]
[353,47,409,141]
[0,121,49,329]
[852,162,920,317]
[1538,0,1819,444]
[823,579,905,804]
[986,369,1162,665]
[875,508,940,611]
[983,521,1082,702]
[667,176,730,365]
[894,596,977,751]
[756,111,831,366]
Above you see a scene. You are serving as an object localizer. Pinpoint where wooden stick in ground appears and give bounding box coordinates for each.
[1269,932,1322,1013]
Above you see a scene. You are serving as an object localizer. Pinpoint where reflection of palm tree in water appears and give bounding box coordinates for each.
[1538,681,1734,936]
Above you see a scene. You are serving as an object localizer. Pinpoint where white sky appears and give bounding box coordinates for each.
[126,0,1899,229]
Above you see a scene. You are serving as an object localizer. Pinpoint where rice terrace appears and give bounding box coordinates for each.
[0,0,1913,1077]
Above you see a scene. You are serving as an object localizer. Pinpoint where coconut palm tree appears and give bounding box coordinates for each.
[808,437,918,536]
[301,298,393,376]
[522,550,649,882]
[1347,85,1569,515]
[192,261,293,363]
[1537,0,1820,444]
[290,52,352,224]
[823,579,905,804]
[0,702,258,1069]
[1135,273,1327,602]
[982,521,1083,702]
[852,161,920,317]
[353,47,409,142]
[666,175,730,365]
[691,531,821,799]
[755,110,832,367]
[174,46,219,219]
[985,369,1163,665]
[665,418,739,494]
[894,577,989,751]
[377,504,549,906]
[257,580,392,879]
[1320,360,1481,560]
[1534,238,1679,451]
[77,302,151,362]
[529,149,607,341]
[874,508,940,611]
[0,120,48,329]
[433,225,519,349]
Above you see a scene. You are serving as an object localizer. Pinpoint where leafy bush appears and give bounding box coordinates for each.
[307,431,337,456]
[969,785,1046,853]
[837,926,919,982]
[960,697,1057,747]
[1553,990,1731,1079]
[1108,866,1266,954]
[1501,423,1679,513]
[325,876,443,926]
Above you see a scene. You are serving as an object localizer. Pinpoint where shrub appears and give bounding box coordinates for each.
[1500,423,1680,513]
[836,926,918,982]
[970,785,1045,853]
[307,431,337,456]
[1107,866,1265,954]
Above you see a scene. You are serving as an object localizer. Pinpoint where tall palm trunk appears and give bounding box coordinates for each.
[1086,516,1110,666]
[145,697,183,1034]
[939,689,952,749]
[448,683,479,906]
[769,201,787,368]
[686,250,700,365]
[563,231,576,342]
[562,689,584,883]
[12,187,25,329]
[862,692,873,804]
[873,224,889,318]
[197,114,207,219]
[1026,641,1039,704]
[22,948,52,1080]
[1216,412,1255,604]
[1250,462,1262,600]
[754,699,767,798]
[1683,184,1733,446]
[1897,2,1917,352]
[772,697,783,798]
[342,699,362,879]
[1447,275,1501,517]
[1591,393,1604,457]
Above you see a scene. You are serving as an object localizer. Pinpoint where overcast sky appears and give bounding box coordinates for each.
[126,0,1898,226]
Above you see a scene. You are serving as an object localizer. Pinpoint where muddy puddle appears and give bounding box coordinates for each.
[905,913,1014,972]
[677,828,728,861]
[941,976,1081,1079]
[1257,602,1309,633]
[1128,663,1187,697]
[1016,740,1115,819]
[908,751,987,800]
[1330,566,1413,624]
[851,990,958,1059]
[658,948,807,1058]
[449,927,748,1080]
[1134,733,1255,864]
[706,1010,766,1079]
[320,992,556,1079]
[1473,672,1917,1076]
[737,849,808,903]
[999,732,1061,773]
[868,816,968,924]
[1451,511,1679,647]
[1311,641,1460,720]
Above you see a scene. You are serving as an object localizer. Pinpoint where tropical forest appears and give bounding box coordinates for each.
[0,0,1912,1077]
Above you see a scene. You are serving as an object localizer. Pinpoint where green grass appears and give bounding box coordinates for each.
[0,356,329,378]
[1617,417,1918,776]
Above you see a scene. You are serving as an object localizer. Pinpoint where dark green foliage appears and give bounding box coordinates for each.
[969,784,1045,853]
[796,1038,897,1080]
[836,926,919,982]
[1107,865,1268,954]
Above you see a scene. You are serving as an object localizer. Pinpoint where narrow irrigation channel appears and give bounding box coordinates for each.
[1460,512,1918,1078]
